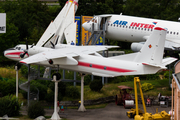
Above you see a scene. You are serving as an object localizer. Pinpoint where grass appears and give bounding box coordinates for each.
[0,67,173,120]
[65,78,171,101]
[0,67,24,79]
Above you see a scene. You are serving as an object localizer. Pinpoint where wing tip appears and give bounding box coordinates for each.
[20,61,27,64]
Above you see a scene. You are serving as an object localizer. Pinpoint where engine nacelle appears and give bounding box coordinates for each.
[131,42,144,52]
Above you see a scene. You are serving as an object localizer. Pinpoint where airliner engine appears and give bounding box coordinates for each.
[131,42,144,52]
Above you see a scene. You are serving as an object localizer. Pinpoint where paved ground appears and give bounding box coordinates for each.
[21,102,171,120]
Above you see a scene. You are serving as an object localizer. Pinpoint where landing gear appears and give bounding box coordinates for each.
[15,62,21,70]
[52,73,61,80]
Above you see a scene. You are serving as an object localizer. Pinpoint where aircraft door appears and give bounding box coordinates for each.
[93,16,100,31]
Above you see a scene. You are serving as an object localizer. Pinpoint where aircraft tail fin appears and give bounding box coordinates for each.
[134,27,167,65]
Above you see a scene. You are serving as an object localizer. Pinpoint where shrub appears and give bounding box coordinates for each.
[141,83,154,92]
[0,79,16,97]
[31,81,47,100]
[90,79,103,92]
[65,86,80,99]
[84,75,91,85]
[27,101,45,119]
[20,65,28,78]
[0,95,20,116]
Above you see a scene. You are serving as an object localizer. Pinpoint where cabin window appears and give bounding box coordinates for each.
[138,27,140,30]
[132,27,134,29]
[174,32,176,35]
[89,64,92,67]
[177,32,179,35]
[170,32,172,34]
[126,26,128,28]
[141,28,143,30]
[123,26,125,28]
[167,31,169,34]
[151,29,153,31]
[117,25,118,27]
[147,29,149,31]
[129,26,131,29]
[104,66,107,70]
[111,24,112,26]
[108,23,109,26]
[114,24,115,27]
[135,27,137,29]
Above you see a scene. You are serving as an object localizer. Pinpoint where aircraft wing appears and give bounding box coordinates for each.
[20,45,119,65]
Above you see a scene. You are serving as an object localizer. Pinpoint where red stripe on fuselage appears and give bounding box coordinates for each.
[5,52,29,57]
[78,61,135,73]
[5,52,23,55]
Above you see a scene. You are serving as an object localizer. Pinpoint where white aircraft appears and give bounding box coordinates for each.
[18,27,176,77]
[3,0,78,61]
[82,14,180,53]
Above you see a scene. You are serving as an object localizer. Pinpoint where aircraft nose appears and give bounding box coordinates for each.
[82,22,91,31]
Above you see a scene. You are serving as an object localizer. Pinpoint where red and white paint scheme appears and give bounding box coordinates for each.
[4,0,79,61]
[82,14,180,52]
[17,27,176,77]
[4,45,29,61]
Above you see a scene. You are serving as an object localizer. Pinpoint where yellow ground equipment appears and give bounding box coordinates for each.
[126,77,171,120]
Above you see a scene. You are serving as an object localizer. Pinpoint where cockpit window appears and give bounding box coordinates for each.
[18,47,21,50]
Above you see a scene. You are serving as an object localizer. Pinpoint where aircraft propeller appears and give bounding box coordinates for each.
[20,39,29,58]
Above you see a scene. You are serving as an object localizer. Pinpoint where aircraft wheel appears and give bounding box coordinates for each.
[52,73,61,80]
[15,62,21,70]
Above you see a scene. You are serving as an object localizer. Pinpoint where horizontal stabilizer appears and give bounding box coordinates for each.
[142,57,177,69]
[161,57,177,66]
[142,62,166,69]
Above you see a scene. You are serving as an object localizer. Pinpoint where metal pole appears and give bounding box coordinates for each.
[78,75,86,112]
[51,76,61,120]
[102,19,106,85]
[134,77,139,115]
[27,64,30,106]
[74,72,76,87]
[91,75,94,81]
[15,66,18,98]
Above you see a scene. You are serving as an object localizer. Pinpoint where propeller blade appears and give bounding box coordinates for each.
[26,38,28,50]
[20,51,27,58]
